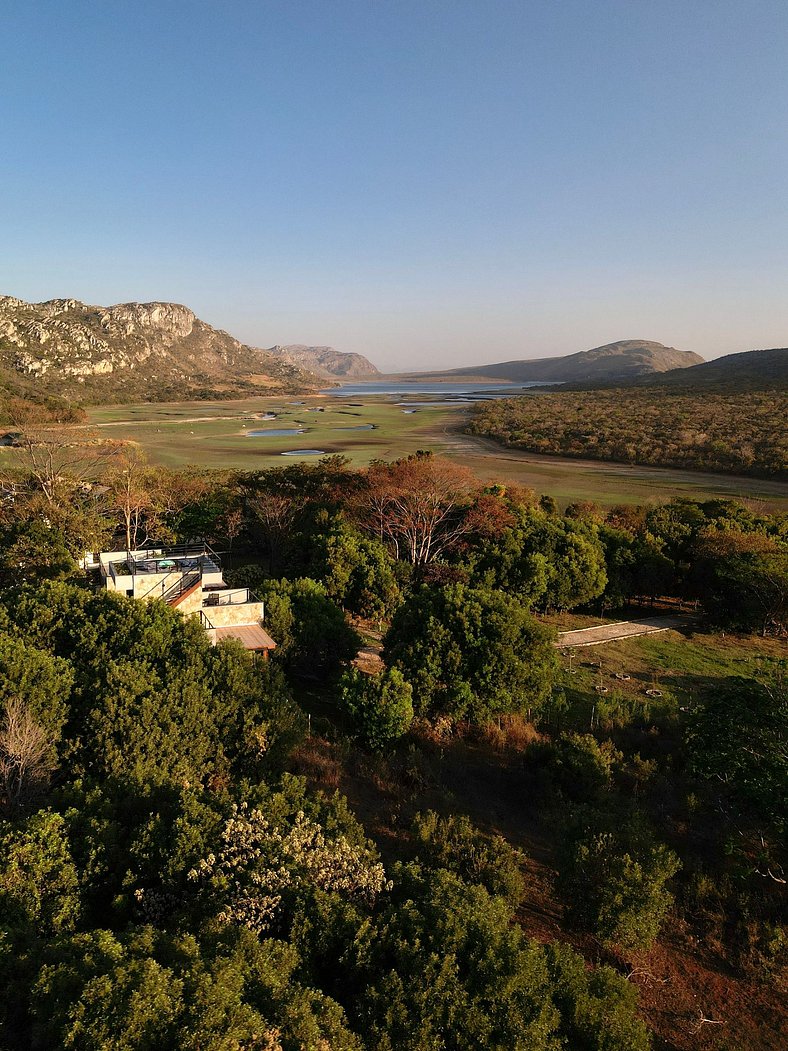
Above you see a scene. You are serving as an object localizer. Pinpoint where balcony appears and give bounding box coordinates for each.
[201,589,264,629]
[202,587,257,607]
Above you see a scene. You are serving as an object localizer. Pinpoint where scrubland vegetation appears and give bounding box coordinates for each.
[0,409,786,1049]
[469,388,788,478]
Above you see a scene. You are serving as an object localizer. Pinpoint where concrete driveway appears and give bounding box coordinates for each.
[556,615,694,648]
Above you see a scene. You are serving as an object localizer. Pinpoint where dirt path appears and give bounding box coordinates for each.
[556,615,694,648]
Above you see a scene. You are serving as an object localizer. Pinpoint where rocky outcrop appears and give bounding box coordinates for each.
[268,344,379,379]
[0,296,321,403]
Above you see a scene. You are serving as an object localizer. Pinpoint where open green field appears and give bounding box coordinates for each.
[84,394,788,509]
[556,627,786,730]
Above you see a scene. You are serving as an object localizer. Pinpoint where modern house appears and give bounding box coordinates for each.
[96,543,276,655]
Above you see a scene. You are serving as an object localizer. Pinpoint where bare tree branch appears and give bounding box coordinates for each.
[0,698,56,814]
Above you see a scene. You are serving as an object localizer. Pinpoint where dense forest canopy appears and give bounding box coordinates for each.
[0,429,786,1049]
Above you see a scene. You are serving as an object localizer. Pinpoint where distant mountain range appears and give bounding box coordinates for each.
[2,294,780,407]
[397,340,703,384]
[269,344,379,379]
[0,296,377,405]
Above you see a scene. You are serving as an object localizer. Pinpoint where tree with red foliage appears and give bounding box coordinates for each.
[362,452,476,564]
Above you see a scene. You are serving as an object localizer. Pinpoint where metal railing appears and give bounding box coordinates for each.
[105,543,224,583]
[126,542,223,576]
[108,560,132,580]
[161,570,201,605]
[202,587,251,607]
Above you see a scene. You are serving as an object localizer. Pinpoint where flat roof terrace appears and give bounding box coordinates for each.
[102,544,224,581]
[128,553,221,576]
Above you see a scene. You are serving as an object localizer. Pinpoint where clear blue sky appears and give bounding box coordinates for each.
[2,0,787,370]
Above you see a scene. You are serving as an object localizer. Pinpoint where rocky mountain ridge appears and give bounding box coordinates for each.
[0,296,320,403]
[268,344,379,379]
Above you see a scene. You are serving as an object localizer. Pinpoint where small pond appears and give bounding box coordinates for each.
[246,428,305,437]
[280,449,326,456]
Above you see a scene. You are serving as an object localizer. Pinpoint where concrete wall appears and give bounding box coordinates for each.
[174,587,204,615]
[132,571,181,600]
[203,602,264,628]
[106,573,132,593]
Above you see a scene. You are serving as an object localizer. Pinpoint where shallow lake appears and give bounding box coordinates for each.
[280,449,326,456]
[323,380,551,399]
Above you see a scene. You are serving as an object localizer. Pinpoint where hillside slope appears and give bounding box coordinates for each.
[269,344,379,379]
[404,340,703,383]
[637,346,788,391]
[0,296,320,404]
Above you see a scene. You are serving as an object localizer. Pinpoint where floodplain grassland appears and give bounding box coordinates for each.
[83,393,788,509]
[441,433,788,510]
[86,396,455,468]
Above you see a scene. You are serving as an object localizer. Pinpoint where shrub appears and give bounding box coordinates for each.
[538,733,623,802]
[338,667,413,752]
[260,578,361,677]
[412,811,525,905]
[560,822,680,951]
[383,583,558,723]
[545,941,651,1051]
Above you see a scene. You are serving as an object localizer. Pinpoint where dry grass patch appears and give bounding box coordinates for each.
[289,735,342,790]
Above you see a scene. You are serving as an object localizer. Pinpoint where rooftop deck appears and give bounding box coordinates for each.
[102,544,223,580]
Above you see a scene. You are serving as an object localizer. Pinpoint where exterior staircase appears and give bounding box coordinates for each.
[163,570,201,607]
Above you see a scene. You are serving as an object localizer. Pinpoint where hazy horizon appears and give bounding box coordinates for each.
[0,290,771,372]
[3,1,787,373]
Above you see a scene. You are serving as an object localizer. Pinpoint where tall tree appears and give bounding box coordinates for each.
[307,521,400,618]
[469,508,608,611]
[383,583,557,722]
[2,401,115,507]
[694,530,788,635]
[362,453,476,564]
[104,444,159,551]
